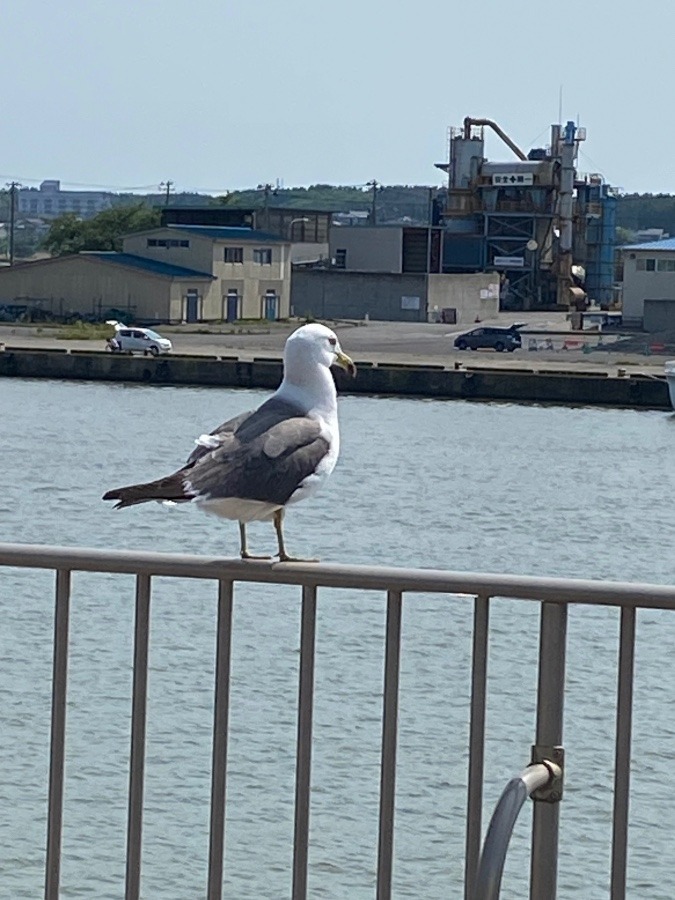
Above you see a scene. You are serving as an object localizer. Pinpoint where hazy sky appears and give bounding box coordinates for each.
[2,0,673,196]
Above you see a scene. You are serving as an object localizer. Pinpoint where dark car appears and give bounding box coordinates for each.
[454,325,523,353]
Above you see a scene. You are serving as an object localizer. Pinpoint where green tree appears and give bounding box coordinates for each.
[615,226,636,246]
[0,189,10,223]
[43,205,162,256]
[42,213,87,256]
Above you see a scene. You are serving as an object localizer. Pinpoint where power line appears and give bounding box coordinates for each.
[578,148,610,180]
[0,174,163,191]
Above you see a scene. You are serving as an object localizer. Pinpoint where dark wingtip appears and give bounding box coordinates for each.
[102,489,126,509]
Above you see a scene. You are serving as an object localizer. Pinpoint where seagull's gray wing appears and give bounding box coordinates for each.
[186,410,254,465]
[184,397,330,506]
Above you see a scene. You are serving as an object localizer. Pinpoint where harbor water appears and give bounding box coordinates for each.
[1,378,675,898]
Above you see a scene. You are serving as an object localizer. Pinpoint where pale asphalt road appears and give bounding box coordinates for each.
[0,316,669,376]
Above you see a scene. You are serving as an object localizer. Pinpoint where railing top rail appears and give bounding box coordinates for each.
[1,541,675,609]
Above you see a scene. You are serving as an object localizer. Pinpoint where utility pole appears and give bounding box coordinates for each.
[261,182,276,230]
[367,179,380,225]
[159,180,174,206]
[6,181,21,265]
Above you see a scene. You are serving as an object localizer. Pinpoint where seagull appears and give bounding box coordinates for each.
[102,323,356,561]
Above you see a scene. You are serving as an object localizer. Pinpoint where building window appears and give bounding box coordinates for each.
[147,238,189,248]
[656,258,675,272]
[224,246,244,263]
[253,247,272,265]
[334,249,347,268]
[636,257,656,271]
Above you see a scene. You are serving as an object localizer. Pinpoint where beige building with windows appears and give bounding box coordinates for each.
[0,225,291,323]
[18,180,114,219]
[622,238,675,330]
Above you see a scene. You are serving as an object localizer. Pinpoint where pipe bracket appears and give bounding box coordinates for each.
[530,744,564,802]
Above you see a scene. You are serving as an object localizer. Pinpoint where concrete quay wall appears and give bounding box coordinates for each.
[0,347,670,410]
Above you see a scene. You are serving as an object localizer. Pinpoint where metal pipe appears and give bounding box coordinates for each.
[463,117,527,161]
[1,542,674,609]
[611,606,636,898]
[125,574,151,900]
[464,595,490,900]
[207,580,234,900]
[377,591,403,900]
[292,585,317,900]
[530,603,567,899]
[472,763,555,900]
[44,569,71,900]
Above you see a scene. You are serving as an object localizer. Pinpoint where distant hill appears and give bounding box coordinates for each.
[212,184,437,225]
[614,194,675,237]
[211,185,675,234]
[4,184,675,245]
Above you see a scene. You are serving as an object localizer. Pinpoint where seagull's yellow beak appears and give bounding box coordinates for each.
[335,350,357,377]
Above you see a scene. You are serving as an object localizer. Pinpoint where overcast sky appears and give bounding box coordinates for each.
[2,0,673,196]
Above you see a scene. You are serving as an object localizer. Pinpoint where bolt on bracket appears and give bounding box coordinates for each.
[530,744,564,803]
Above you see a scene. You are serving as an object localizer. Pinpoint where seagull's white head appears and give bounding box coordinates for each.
[284,323,356,378]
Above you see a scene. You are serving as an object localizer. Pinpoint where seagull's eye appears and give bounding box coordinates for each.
[328,337,337,347]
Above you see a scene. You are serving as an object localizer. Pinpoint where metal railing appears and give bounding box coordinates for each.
[1,541,673,899]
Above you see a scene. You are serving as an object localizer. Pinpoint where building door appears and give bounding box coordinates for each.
[185,290,200,323]
[225,290,239,323]
[264,290,278,321]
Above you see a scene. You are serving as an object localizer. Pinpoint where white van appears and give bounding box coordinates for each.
[106,323,172,356]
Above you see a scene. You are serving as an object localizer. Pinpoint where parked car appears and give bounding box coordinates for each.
[106,323,172,356]
[453,325,523,353]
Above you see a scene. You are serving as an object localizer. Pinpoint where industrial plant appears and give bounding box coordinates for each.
[436,117,617,310]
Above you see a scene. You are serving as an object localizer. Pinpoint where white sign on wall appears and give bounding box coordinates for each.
[492,173,534,186]
[493,256,524,268]
[401,295,420,310]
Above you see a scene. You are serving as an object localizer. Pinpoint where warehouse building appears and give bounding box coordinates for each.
[621,238,675,330]
[0,225,291,323]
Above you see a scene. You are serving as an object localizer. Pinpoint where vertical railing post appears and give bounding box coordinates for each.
[292,585,318,900]
[530,601,567,900]
[465,594,490,900]
[611,605,636,899]
[44,569,71,900]
[125,574,151,900]
[376,590,403,900]
[207,580,234,900]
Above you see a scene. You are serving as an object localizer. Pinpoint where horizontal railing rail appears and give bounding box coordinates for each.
[0,541,669,899]
[2,541,675,607]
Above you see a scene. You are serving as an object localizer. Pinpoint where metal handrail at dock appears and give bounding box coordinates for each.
[472,755,563,900]
[1,541,672,899]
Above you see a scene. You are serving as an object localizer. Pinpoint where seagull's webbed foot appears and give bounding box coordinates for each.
[273,510,319,564]
[239,522,272,561]
[276,552,320,564]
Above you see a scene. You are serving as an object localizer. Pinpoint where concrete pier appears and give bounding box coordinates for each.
[0,346,669,409]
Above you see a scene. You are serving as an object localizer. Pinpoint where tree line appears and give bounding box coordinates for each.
[2,186,674,259]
